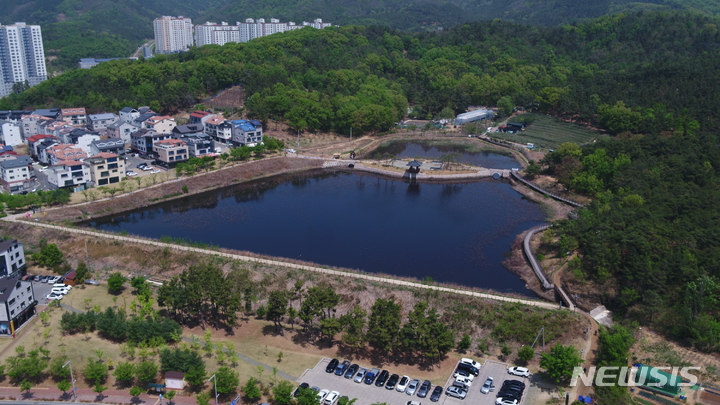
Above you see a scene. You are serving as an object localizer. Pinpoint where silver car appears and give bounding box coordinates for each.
[481,377,494,394]
[446,386,467,399]
[354,368,367,383]
[406,379,420,396]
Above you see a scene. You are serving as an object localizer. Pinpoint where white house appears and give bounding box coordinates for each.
[0,121,22,146]
[107,121,136,144]
[0,156,33,193]
[87,113,119,131]
[204,115,232,143]
[0,239,26,279]
[46,160,91,190]
[230,119,263,146]
[144,116,176,134]
[0,276,36,336]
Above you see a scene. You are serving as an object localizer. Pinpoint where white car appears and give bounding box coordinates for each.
[126,171,138,177]
[38,166,47,172]
[455,376,473,386]
[150,169,161,174]
[508,367,530,377]
[317,389,330,404]
[461,358,480,369]
[323,391,339,405]
[141,166,153,171]
[51,287,70,295]
[44,293,63,301]
[52,283,71,289]
[454,370,475,381]
[396,375,410,392]
[496,397,519,405]
[47,276,61,284]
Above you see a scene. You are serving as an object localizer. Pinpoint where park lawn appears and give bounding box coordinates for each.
[493,113,599,150]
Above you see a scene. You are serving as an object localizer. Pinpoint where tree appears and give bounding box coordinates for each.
[518,346,535,362]
[75,262,90,284]
[6,349,47,381]
[130,386,144,398]
[242,377,261,403]
[57,379,72,394]
[50,356,71,380]
[134,361,158,383]
[457,334,472,353]
[160,348,205,373]
[340,305,366,352]
[215,366,239,395]
[107,272,125,293]
[196,392,211,405]
[20,379,32,394]
[540,343,583,384]
[185,365,207,387]
[93,383,108,397]
[84,359,108,385]
[32,243,64,268]
[295,385,318,405]
[366,298,402,358]
[497,96,514,116]
[525,160,542,177]
[165,390,176,401]
[266,290,288,333]
[272,380,295,405]
[114,362,135,385]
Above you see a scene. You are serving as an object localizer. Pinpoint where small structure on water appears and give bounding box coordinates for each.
[406,160,422,173]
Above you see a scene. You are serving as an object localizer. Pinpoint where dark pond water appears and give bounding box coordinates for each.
[373,142,520,169]
[88,171,545,295]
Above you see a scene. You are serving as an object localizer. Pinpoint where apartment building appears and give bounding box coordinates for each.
[0,23,47,98]
[154,16,194,54]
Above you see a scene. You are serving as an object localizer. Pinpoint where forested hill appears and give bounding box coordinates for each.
[4,0,720,71]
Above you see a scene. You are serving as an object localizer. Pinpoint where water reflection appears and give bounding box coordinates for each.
[373,141,520,169]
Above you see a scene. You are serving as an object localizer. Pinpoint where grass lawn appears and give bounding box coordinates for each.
[492,113,599,150]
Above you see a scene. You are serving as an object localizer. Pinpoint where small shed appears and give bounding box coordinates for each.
[634,365,682,396]
[406,160,422,173]
[164,371,186,390]
[63,270,77,287]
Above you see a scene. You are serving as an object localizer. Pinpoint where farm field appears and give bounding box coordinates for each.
[491,113,600,150]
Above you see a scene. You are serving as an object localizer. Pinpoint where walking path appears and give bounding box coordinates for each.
[1,216,560,311]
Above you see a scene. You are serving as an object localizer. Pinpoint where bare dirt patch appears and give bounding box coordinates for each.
[203,85,245,110]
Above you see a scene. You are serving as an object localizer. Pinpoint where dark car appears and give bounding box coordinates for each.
[334,360,351,376]
[344,364,359,379]
[385,374,400,390]
[375,370,390,387]
[456,362,479,376]
[430,386,443,402]
[293,382,309,397]
[136,163,147,169]
[497,386,523,400]
[503,380,526,390]
[417,380,431,398]
[364,368,380,385]
[326,359,340,373]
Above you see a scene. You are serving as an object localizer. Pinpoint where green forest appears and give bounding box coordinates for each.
[4,0,720,71]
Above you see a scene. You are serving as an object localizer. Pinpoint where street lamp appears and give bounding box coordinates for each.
[207,374,218,405]
[62,360,77,402]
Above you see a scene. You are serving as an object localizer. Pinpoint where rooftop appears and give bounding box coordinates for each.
[120,107,137,113]
[155,139,186,146]
[89,152,119,159]
[0,239,18,252]
[27,134,55,143]
[190,111,212,118]
[92,139,124,149]
[61,108,86,115]
[0,156,33,169]
[88,113,117,121]
[146,115,175,125]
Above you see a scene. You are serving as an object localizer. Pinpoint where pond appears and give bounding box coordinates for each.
[372,141,521,169]
[88,170,545,295]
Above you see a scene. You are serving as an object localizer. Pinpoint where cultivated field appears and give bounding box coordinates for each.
[492,113,599,150]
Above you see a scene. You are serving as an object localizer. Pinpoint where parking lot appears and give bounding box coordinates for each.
[298,358,530,405]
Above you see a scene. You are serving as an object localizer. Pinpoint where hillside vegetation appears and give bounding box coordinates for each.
[4,0,720,70]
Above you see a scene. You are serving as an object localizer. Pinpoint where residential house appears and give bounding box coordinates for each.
[27,134,57,159]
[84,153,125,186]
[0,111,32,122]
[188,111,213,125]
[144,115,176,134]
[0,156,33,193]
[119,107,140,124]
[46,144,87,166]
[90,138,125,157]
[32,108,61,120]
[0,239,26,279]
[0,121,22,146]
[133,112,159,128]
[107,120,136,144]
[87,113,119,131]
[60,108,87,125]
[20,114,52,138]
[230,119,263,146]
[154,138,188,167]
[0,276,36,336]
[46,160,91,190]
[61,128,100,154]
[47,122,74,138]
[179,134,214,157]
[130,129,172,156]
[171,124,204,138]
[204,115,232,143]
[0,145,17,158]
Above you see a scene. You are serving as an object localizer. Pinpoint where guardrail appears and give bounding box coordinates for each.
[510,172,584,208]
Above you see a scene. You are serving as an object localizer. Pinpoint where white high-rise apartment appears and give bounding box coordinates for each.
[195,18,332,47]
[154,16,194,54]
[0,22,47,98]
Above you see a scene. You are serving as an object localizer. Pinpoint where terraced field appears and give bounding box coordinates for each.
[492,113,600,150]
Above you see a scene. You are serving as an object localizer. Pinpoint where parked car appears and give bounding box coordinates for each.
[326,359,339,373]
[323,391,339,405]
[417,380,431,398]
[52,283,70,289]
[455,375,473,386]
[430,386,443,402]
[364,368,380,385]
[353,368,367,383]
[48,276,61,283]
[126,170,138,176]
[317,389,330,403]
[150,169,162,174]
[375,370,389,387]
[406,379,420,396]
[461,358,480,369]
[405,401,421,405]
[141,166,153,171]
[396,375,410,392]
[481,377,495,394]
[136,163,147,169]
[294,383,309,397]
[446,386,467,399]
[454,370,475,381]
[343,364,358,379]
[495,397,519,405]
[456,362,480,376]
[385,374,400,390]
[508,367,530,377]
[44,293,63,301]
[51,287,70,295]
[335,361,351,376]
